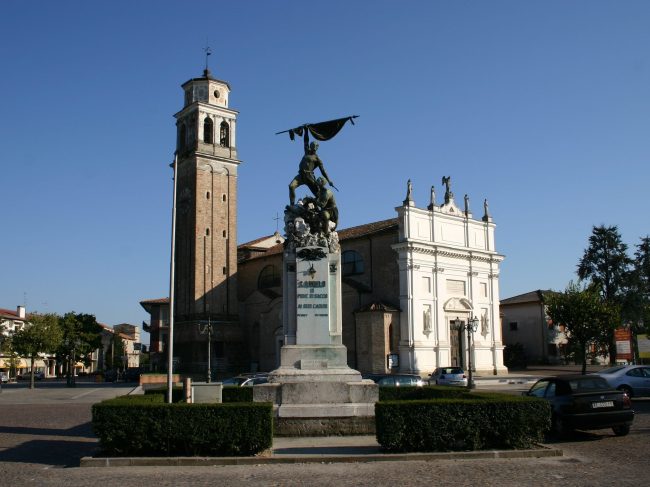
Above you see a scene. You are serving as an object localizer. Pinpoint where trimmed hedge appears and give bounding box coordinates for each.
[223,386,253,403]
[144,387,185,403]
[376,393,550,452]
[144,385,253,403]
[379,385,472,402]
[92,396,273,456]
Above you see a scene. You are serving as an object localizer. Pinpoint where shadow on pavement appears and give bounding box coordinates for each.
[0,422,95,439]
[0,439,98,467]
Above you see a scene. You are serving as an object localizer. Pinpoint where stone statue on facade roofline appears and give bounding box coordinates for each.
[482,198,491,222]
[464,194,470,216]
[428,185,436,210]
[442,175,453,204]
[403,179,413,205]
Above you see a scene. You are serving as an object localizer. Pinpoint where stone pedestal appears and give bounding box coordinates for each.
[255,243,378,436]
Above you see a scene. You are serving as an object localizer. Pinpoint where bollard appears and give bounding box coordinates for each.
[183,377,192,403]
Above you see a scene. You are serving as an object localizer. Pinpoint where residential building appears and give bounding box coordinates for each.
[500,290,568,364]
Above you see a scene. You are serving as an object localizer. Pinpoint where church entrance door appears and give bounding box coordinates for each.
[450,321,465,368]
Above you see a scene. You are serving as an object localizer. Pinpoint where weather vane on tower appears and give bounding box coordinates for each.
[203,41,212,71]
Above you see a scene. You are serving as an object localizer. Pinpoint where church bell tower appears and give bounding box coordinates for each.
[172,67,242,374]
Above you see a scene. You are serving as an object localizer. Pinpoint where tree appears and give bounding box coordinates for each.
[11,313,62,389]
[622,237,650,362]
[577,225,631,363]
[545,282,618,375]
[57,312,102,387]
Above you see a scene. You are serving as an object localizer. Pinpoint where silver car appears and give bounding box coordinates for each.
[429,367,468,386]
[594,365,650,398]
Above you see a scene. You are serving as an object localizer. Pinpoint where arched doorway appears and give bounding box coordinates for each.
[443,298,473,368]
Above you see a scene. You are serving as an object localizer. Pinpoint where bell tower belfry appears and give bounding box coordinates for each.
[172,66,242,374]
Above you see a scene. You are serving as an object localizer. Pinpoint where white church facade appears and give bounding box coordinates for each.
[394,182,506,375]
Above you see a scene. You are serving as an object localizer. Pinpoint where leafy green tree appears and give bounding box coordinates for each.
[629,237,650,330]
[621,236,650,362]
[577,225,631,363]
[545,282,619,375]
[57,312,102,387]
[11,313,62,389]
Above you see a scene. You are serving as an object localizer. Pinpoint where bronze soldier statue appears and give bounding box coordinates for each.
[316,177,338,234]
[289,138,334,205]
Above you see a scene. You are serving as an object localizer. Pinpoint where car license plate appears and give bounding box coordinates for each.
[591,401,614,409]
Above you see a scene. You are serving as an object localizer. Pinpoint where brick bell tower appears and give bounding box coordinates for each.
[172,66,243,375]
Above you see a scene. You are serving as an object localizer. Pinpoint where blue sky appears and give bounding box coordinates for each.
[1,1,649,340]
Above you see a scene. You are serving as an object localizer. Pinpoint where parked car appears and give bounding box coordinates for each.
[221,373,269,387]
[17,371,44,380]
[429,367,468,386]
[524,375,634,436]
[363,374,424,387]
[593,365,650,398]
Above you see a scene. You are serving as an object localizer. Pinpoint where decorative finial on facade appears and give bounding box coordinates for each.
[442,176,453,204]
[482,198,491,222]
[403,179,414,206]
[427,185,436,210]
[464,194,470,217]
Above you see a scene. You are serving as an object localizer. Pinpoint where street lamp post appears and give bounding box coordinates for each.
[452,316,479,390]
[198,317,213,383]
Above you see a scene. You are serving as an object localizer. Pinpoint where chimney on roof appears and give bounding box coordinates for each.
[17,306,25,319]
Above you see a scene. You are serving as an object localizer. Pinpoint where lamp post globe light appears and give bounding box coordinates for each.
[452,316,479,389]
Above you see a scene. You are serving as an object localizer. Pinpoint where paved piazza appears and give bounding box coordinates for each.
[0,379,648,486]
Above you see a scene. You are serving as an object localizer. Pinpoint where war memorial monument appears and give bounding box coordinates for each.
[253,117,379,435]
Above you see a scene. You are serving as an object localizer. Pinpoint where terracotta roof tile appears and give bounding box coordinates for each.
[241,217,398,262]
[501,290,554,305]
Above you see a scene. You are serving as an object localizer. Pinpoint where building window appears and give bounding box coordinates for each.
[203,117,213,144]
[222,230,227,238]
[206,191,211,200]
[220,121,230,147]
[222,194,227,202]
[206,228,210,236]
[258,265,281,289]
[480,282,488,298]
[509,322,518,331]
[342,250,364,276]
